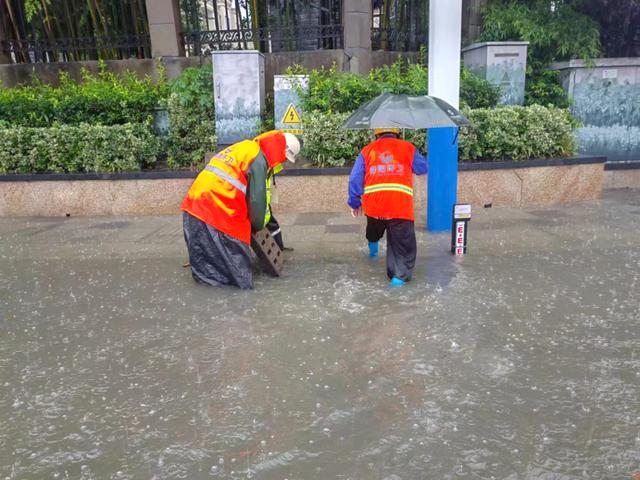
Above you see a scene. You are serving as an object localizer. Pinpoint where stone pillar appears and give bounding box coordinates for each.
[342,0,372,74]
[145,0,184,57]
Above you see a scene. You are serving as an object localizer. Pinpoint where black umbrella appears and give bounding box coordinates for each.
[341,93,471,130]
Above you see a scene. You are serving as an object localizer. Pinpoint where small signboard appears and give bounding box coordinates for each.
[274,75,308,136]
[454,204,471,219]
[451,204,471,255]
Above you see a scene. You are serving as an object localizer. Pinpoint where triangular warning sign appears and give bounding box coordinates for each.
[281,103,302,124]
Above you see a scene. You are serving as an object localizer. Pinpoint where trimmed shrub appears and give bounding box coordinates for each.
[459,105,578,162]
[165,65,216,169]
[0,122,161,174]
[302,105,577,167]
[301,111,372,167]
[0,62,167,127]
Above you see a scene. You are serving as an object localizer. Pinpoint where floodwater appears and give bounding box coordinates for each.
[1,190,639,479]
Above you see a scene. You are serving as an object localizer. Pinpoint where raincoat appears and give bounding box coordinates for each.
[181,132,289,289]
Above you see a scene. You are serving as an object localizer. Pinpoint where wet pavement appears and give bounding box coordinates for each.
[1,189,639,479]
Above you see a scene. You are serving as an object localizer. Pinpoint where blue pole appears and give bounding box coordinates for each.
[427,127,458,232]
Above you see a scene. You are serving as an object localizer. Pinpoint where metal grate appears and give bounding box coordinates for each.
[182,24,343,55]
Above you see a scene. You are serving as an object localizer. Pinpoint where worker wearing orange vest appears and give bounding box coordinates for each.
[181,131,300,289]
[348,128,428,286]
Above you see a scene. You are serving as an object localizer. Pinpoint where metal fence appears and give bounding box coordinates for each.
[0,0,151,63]
[371,0,428,51]
[182,24,343,55]
[180,0,343,55]
[2,35,151,64]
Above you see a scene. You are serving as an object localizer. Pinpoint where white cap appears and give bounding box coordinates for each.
[283,133,301,163]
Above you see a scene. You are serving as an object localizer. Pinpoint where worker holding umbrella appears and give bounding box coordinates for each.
[348,127,427,286]
[343,93,471,285]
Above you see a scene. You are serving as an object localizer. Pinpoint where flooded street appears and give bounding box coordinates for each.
[1,190,639,479]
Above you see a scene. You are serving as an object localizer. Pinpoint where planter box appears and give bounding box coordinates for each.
[0,156,605,217]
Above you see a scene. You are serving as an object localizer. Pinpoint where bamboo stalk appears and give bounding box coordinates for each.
[62,0,79,60]
[3,0,27,62]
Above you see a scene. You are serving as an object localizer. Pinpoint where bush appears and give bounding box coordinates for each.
[0,62,168,127]
[165,65,216,168]
[296,60,499,114]
[525,69,571,108]
[301,105,577,166]
[0,122,161,174]
[459,105,577,162]
[301,111,372,167]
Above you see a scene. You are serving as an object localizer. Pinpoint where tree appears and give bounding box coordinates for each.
[574,0,640,57]
[480,0,602,106]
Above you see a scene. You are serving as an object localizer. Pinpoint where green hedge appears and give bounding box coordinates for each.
[295,60,500,113]
[459,105,577,161]
[301,105,577,167]
[0,122,161,174]
[0,63,167,127]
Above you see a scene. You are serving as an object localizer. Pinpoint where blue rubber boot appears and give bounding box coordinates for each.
[368,241,379,257]
[389,277,406,287]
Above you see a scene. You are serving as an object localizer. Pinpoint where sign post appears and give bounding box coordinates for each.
[427,0,462,232]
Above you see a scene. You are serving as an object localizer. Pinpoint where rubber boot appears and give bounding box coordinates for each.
[368,241,379,257]
[389,277,406,286]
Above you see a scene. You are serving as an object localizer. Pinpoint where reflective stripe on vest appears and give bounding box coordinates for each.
[364,183,413,196]
[204,164,247,194]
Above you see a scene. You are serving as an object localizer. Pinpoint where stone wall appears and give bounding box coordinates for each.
[0,57,203,86]
[0,50,419,94]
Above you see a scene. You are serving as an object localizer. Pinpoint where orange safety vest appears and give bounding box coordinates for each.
[181,140,261,244]
[361,137,417,221]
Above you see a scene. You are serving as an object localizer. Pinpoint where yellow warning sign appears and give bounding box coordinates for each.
[281,103,302,124]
